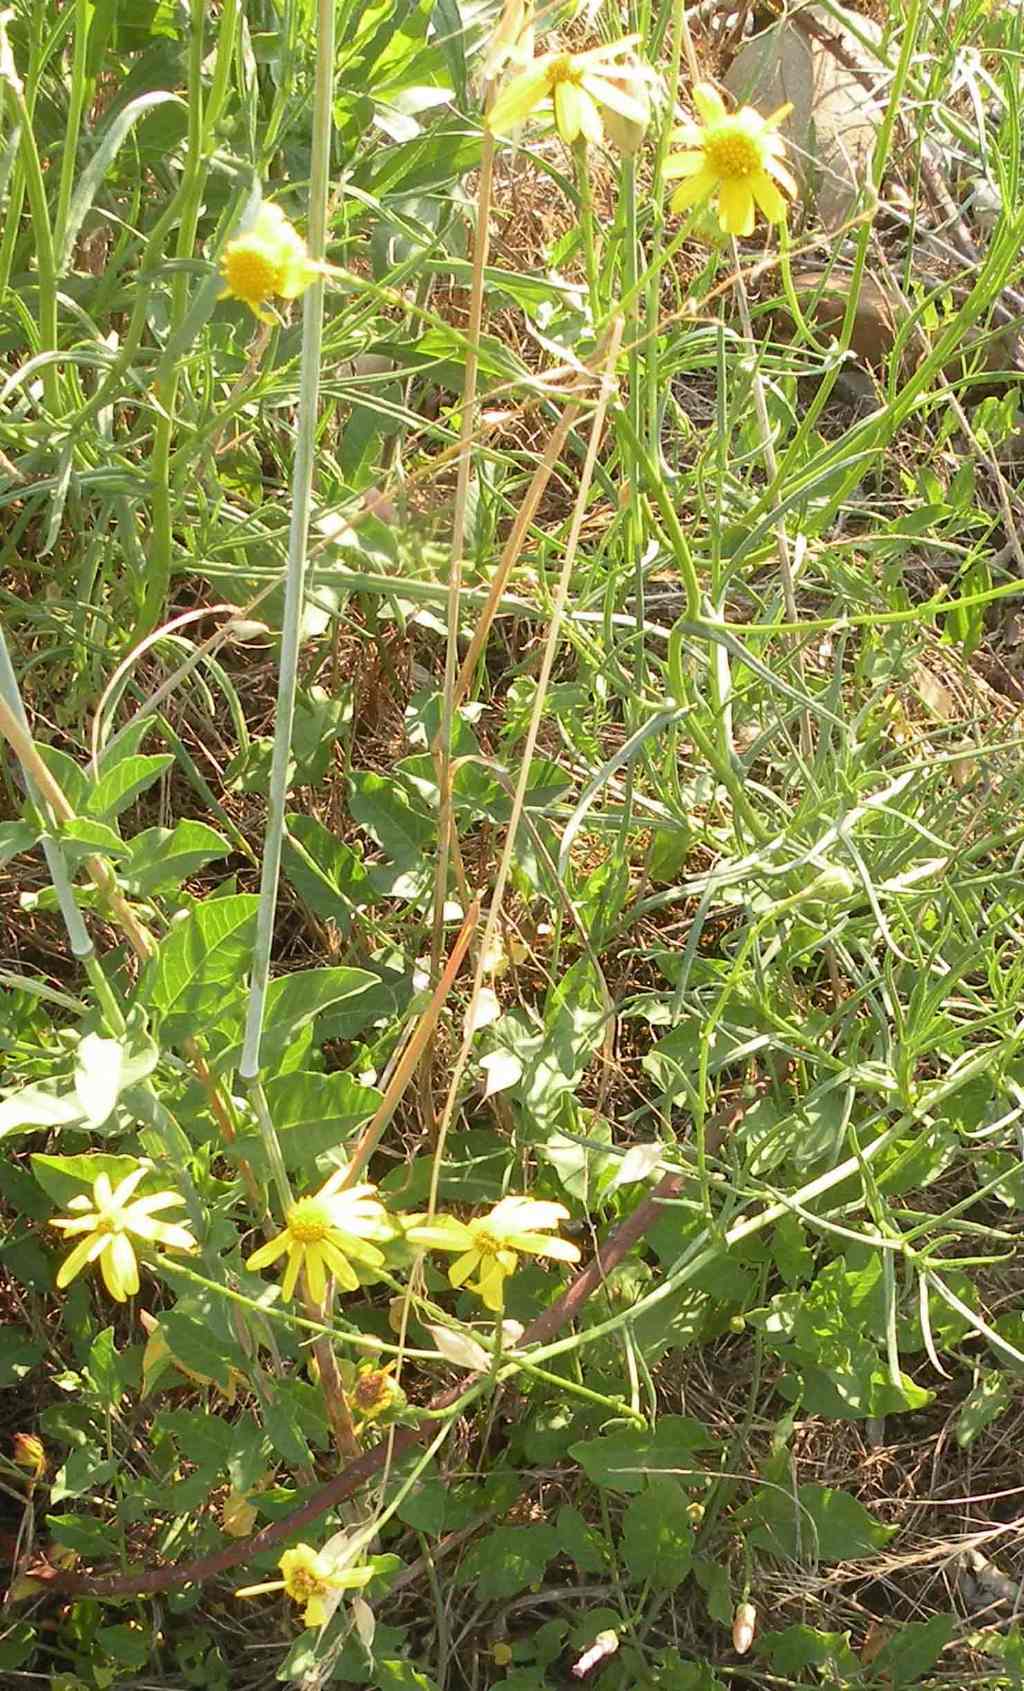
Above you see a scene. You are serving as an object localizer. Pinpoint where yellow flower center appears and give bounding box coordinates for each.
[96,1212,124,1236]
[284,1566,327,1603]
[469,1224,502,1257]
[704,125,763,180]
[222,242,281,305]
[286,1199,331,1244]
[548,54,582,90]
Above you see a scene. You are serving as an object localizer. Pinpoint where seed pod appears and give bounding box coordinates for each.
[733,1601,757,1655]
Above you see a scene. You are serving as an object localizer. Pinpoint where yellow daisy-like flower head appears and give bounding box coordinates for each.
[219,202,322,323]
[246,1174,394,1304]
[237,1541,374,1630]
[664,82,796,237]
[50,1165,197,1303]
[488,37,650,149]
[408,1195,581,1312]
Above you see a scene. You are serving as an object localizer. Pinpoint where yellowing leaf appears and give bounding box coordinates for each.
[222,1490,259,1537]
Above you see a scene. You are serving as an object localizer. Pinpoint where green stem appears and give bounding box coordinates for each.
[136,0,235,643]
[54,0,91,262]
[7,77,59,413]
[575,139,599,305]
[239,0,334,1084]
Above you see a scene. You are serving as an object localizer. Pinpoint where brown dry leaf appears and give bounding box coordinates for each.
[860,1619,891,1664]
[914,663,956,721]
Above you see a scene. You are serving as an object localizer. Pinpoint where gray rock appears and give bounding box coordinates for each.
[724,4,885,230]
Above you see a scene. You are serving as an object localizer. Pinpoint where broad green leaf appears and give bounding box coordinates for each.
[31,1152,140,1208]
[262,1385,313,1468]
[693,1556,733,1625]
[87,1328,123,1412]
[761,1624,859,1676]
[46,1512,115,1558]
[0,820,39,863]
[745,1482,896,1563]
[0,1622,35,1670]
[873,1613,956,1685]
[349,770,435,861]
[35,743,89,812]
[156,1408,237,1479]
[218,967,376,1075]
[73,1034,125,1127]
[956,1370,1012,1447]
[0,1328,43,1387]
[380,1129,514,1206]
[459,1523,558,1599]
[85,753,175,821]
[159,1311,238,1391]
[264,1071,383,1170]
[0,1087,84,1140]
[283,813,371,930]
[55,816,128,864]
[51,1447,118,1503]
[141,893,259,1039]
[621,1480,694,1589]
[121,820,230,897]
[570,1416,718,1494]
[557,1503,606,1573]
[96,1625,151,1670]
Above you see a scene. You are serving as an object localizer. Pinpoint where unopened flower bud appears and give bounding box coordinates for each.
[599,61,656,158]
[732,1601,757,1655]
[13,1433,45,1479]
[803,863,856,904]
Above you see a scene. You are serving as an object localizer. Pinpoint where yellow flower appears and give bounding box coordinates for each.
[219,202,322,323]
[488,38,649,148]
[408,1195,580,1312]
[237,1541,374,1630]
[51,1166,197,1303]
[246,1175,393,1303]
[664,82,796,237]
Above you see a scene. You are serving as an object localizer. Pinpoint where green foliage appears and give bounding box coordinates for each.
[2,0,1022,1682]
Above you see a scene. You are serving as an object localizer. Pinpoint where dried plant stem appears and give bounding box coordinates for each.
[427,322,625,1223]
[453,399,582,712]
[342,900,480,1190]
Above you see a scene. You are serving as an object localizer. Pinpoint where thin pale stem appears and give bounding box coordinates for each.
[428,116,495,981]
[240,0,335,1086]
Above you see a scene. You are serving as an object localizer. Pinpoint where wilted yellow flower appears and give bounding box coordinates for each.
[51,1166,197,1303]
[596,57,660,158]
[408,1195,580,1312]
[483,0,534,80]
[237,1541,374,1629]
[488,38,649,148]
[12,1433,46,1480]
[219,202,322,322]
[664,82,795,237]
[343,1360,405,1429]
[246,1175,393,1304]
